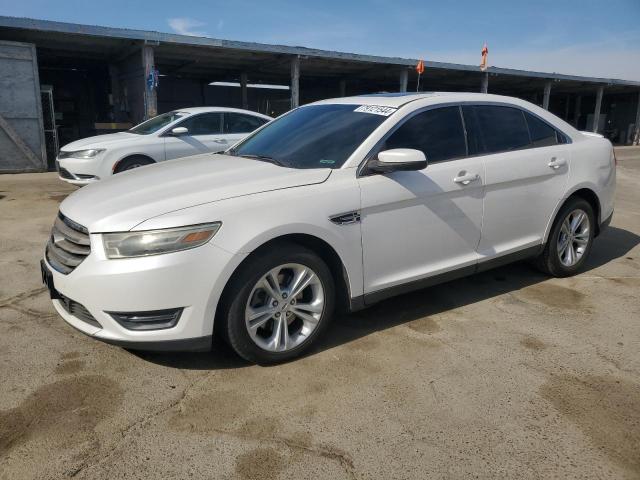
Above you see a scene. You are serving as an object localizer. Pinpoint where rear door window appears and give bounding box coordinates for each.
[524,112,559,148]
[471,105,531,154]
[383,106,467,163]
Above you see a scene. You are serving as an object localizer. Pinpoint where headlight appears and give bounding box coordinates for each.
[103,222,221,259]
[59,149,105,159]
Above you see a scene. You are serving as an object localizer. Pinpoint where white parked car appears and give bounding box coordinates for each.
[42,93,616,363]
[56,107,272,185]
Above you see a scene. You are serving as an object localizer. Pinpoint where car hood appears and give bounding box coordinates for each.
[59,153,332,232]
[61,132,141,151]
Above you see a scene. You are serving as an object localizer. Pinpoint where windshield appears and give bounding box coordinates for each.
[130,111,188,135]
[230,104,390,169]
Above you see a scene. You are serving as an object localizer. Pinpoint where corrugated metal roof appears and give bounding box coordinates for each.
[0,15,638,87]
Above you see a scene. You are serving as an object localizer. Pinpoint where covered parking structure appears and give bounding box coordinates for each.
[1,16,639,172]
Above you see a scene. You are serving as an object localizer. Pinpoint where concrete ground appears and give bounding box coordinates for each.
[1,148,639,480]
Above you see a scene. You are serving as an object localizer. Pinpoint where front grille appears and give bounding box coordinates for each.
[46,212,91,274]
[58,167,75,180]
[57,291,102,329]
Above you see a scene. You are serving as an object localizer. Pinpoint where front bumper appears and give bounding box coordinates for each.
[56,158,101,186]
[43,236,246,351]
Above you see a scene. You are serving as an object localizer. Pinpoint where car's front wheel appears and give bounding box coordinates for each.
[219,244,335,363]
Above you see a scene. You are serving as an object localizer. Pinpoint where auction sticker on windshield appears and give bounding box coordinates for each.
[354,105,397,116]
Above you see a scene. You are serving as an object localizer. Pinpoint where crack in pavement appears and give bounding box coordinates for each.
[0,287,47,308]
[67,370,357,480]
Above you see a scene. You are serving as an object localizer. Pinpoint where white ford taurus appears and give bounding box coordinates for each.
[42,92,616,363]
[56,107,271,185]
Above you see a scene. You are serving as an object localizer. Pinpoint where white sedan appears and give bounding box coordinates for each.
[56,107,272,185]
[42,92,615,363]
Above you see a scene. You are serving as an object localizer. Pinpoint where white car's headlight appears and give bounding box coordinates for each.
[103,222,221,259]
[59,149,105,159]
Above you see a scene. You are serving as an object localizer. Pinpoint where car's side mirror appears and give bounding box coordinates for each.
[369,148,427,173]
[171,126,189,136]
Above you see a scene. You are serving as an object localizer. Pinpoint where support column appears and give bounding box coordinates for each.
[108,64,123,122]
[339,78,346,97]
[480,72,488,94]
[593,86,604,133]
[564,94,571,121]
[399,69,408,93]
[142,44,157,119]
[290,56,300,110]
[573,95,582,127]
[240,73,249,110]
[542,81,552,110]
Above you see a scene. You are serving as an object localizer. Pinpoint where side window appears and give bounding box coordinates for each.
[524,112,559,148]
[179,113,223,135]
[224,113,267,134]
[473,105,531,154]
[383,106,467,163]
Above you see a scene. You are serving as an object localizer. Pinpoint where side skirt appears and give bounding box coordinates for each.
[349,245,542,311]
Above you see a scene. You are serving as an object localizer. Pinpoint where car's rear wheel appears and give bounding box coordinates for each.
[113,155,154,174]
[535,197,595,277]
[219,244,335,363]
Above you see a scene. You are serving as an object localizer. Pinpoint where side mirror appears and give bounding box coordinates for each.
[369,148,427,173]
[171,126,189,136]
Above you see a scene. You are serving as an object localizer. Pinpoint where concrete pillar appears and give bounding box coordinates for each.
[573,95,582,127]
[290,56,300,110]
[240,73,248,110]
[542,81,552,110]
[593,86,604,133]
[633,91,640,145]
[339,78,346,97]
[564,94,571,120]
[399,69,408,93]
[480,72,488,94]
[142,45,157,119]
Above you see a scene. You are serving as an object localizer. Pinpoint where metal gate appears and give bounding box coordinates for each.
[0,40,47,172]
[40,85,58,170]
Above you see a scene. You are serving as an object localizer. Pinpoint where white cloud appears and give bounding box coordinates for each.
[168,18,207,37]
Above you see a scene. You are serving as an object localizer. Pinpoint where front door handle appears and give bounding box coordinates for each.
[213,139,228,144]
[548,157,566,169]
[453,172,479,185]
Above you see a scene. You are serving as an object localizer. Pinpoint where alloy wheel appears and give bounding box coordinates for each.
[245,263,325,352]
[557,208,590,267]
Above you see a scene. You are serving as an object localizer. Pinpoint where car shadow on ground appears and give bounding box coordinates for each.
[134,226,639,370]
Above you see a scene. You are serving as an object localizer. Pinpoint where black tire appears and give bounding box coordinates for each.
[218,243,335,364]
[113,155,154,174]
[535,197,595,277]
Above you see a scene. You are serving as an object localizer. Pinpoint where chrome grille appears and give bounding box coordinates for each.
[46,212,91,274]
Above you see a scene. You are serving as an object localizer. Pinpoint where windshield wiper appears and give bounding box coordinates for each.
[237,154,287,167]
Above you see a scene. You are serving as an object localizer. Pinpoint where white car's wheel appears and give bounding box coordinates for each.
[219,244,335,363]
[536,197,595,277]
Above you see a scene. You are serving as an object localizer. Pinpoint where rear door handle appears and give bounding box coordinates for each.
[453,173,479,185]
[548,157,566,169]
[213,139,228,144]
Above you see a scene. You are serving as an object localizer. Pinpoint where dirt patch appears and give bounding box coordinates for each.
[520,335,546,351]
[61,351,82,360]
[0,375,122,457]
[235,447,286,480]
[407,317,441,334]
[49,194,68,203]
[517,283,586,310]
[168,390,250,433]
[540,374,640,474]
[54,359,85,375]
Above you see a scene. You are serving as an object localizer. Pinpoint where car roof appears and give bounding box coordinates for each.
[311,92,526,108]
[172,106,272,118]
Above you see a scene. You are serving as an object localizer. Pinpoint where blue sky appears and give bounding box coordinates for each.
[1,0,639,80]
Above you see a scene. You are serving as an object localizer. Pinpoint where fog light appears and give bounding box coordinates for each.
[107,307,183,331]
